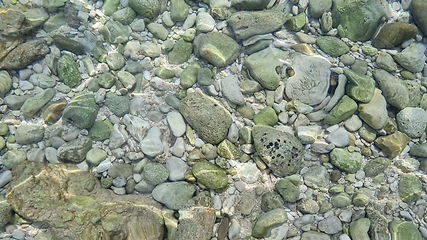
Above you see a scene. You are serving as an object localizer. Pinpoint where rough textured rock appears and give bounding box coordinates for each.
[228,2,290,39]
[6,162,165,240]
[332,0,385,41]
[174,192,215,240]
[373,69,409,109]
[253,125,303,177]
[62,93,99,129]
[179,90,232,144]
[0,39,50,70]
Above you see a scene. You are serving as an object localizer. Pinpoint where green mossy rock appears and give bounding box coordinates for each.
[316,36,349,57]
[330,148,362,174]
[192,161,228,190]
[179,91,232,144]
[194,32,240,67]
[62,93,99,129]
[324,95,358,125]
[332,0,385,41]
[399,174,422,203]
[57,55,81,87]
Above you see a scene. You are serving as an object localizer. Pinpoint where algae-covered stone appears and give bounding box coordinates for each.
[147,23,169,40]
[228,3,289,39]
[57,136,92,163]
[99,19,130,44]
[285,53,331,106]
[2,150,26,170]
[102,0,120,16]
[396,107,427,138]
[180,62,200,89]
[197,68,213,86]
[140,42,161,58]
[252,208,288,238]
[89,120,113,141]
[129,0,160,19]
[343,68,375,103]
[253,125,303,177]
[179,91,232,144]
[393,44,426,73]
[373,69,409,109]
[331,192,351,207]
[6,161,165,239]
[97,72,116,89]
[192,161,228,190]
[316,36,349,57]
[364,157,390,177]
[170,0,188,22]
[330,148,362,174]
[168,39,193,64]
[62,93,99,129]
[106,52,125,70]
[275,178,299,203]
[15,125,45,145]
[112,7,136,25]
[389,220,422,240]
[309,0,332,18]
[285,12,306,31]
[332,0,385,41]
[194,32,240,68]
[57,55,81,87]
[261,192,284,212]
[143,162,170,186]
[244,47,287,90]
[352,188,372,206]
[411,0,427,36]
[373,22,418,49]
[410,142,427,157]
[52,35,84,55]
[217,139,241,160]
[254,106,278,126]
[20,88,55,116]
[324,95,358,125]
[374,131,410,158]
[105,92,130,117]
[399,174,422,203]
[152,182,196,210]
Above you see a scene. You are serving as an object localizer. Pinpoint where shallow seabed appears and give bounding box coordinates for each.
[0,0,427,239]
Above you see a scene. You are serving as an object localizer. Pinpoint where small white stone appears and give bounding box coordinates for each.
[0,170,12,188]
[239,163,261,184]
[165,156,187,181]
[171,137,186,157]
[167,111,186,137]
[140,127,164,158]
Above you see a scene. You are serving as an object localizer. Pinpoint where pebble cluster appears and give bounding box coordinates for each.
[0,0,427,239]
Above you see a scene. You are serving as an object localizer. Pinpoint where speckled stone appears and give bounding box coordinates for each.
[330,148,362,174]
[253,125,303,177]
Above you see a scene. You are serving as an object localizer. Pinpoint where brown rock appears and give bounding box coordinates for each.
[0,39,50,70]
[6,161,165,240]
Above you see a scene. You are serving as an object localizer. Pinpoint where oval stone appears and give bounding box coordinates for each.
[192,161,228,190]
